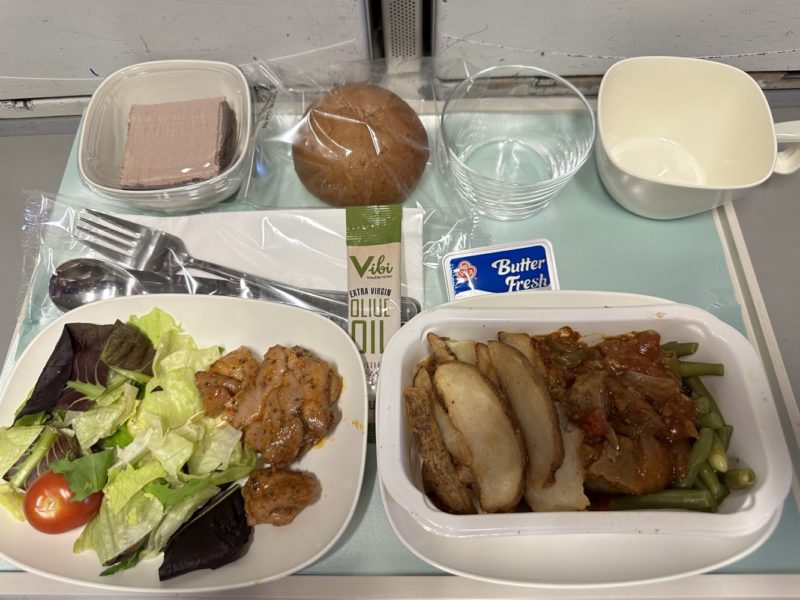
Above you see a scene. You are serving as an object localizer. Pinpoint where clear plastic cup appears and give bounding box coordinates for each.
[440,65,595,220]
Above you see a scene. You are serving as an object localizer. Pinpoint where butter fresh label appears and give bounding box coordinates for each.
[442,240,559,300]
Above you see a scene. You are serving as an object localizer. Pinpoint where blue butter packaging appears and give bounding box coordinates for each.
[442,240,559,301]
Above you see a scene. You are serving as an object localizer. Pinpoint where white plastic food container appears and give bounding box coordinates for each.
[376,303,792,539]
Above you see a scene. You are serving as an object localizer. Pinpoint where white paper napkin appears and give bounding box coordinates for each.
[131,208,425,303]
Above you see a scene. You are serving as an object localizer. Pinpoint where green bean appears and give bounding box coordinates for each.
[686,376,728,432]
[698,462,729,505]
[724,467,757,490]
[663,350,681,378]
[692,395,713,416]
[716,425,733,450]
[685,376,719,408]
[676,427,715,488]
[547,335,577,353]
[661,341,700,357]
[708,433,729,472]
[608,489,715,511]
[553,349,586,369]
[699,410,726,430]
[679,361,725,378]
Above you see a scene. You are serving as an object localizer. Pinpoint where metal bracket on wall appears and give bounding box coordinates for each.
[0,97,89,119]
[381,0,424,60]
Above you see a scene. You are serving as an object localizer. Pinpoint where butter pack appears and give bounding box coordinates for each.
[442,240,559,301]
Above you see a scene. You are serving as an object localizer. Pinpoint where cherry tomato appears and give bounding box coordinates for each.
[23,471,102,534]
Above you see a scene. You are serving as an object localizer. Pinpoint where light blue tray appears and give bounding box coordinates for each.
[2,126,798,579]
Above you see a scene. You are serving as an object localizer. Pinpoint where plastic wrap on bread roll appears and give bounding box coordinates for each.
[292,84,429,207]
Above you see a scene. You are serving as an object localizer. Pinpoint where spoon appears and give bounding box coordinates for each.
[48,258,255,312]
[48,258,353,330]
[50,258,147,311]
[48,258,417,325]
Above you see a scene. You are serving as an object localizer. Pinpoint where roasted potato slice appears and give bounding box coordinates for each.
[430,398,473,482]
[426,333,478,365]
[433,361,525,512]
[413,358,434,389]
[475,342,500,388]
[404,387,475,514]
[444,339,477,365]
[498,331,548,382]
[525,409,589,511]
[488,340,564,489]
[427,332,456,362]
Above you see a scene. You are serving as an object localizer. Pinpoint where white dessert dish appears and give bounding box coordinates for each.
[78,60,253,212]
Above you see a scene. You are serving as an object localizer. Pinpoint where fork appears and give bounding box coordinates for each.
[73,209,421,325]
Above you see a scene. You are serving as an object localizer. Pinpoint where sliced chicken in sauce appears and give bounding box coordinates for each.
[230,345,341,468]
[242,468,319,526]
[197,344,341,468]
[195,346,259,417]
[195,344,342,526]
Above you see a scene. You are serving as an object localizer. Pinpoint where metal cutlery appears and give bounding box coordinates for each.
[49,257,287,310]
[71,209,421,325]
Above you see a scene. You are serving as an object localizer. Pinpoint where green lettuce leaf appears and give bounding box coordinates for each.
[105,461,165,513]
[99,546,145,576]
[144,477,215,510]
[74,490,164,566]
[128,308,181,346]
[136,369,202,432]
[0,425,44,478]
[114,412,163,468]
[65,382,138,451]
[188,419,245,476]
[0,483,25,521]
[64,380,106,403]
[207,441,257,486]
[142,482,219,559]
[156,341,221,378]
[49,449,115,501]
[102,424,133,449]
[148,430,195,483]
[12,412,48,427]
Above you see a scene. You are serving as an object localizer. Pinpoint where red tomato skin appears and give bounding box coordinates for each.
[23,471,102,534]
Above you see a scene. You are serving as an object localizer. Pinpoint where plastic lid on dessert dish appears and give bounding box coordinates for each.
[78,60,253,211]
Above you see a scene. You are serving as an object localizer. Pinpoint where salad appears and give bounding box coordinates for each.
[0,308,257,579]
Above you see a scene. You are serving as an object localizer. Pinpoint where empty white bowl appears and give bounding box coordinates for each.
[596,56,800,219]
[78,59,252,212]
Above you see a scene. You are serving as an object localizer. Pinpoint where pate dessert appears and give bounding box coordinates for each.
[120,96,237,189]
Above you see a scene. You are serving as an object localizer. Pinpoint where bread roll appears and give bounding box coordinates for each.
[292,83,428,206]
